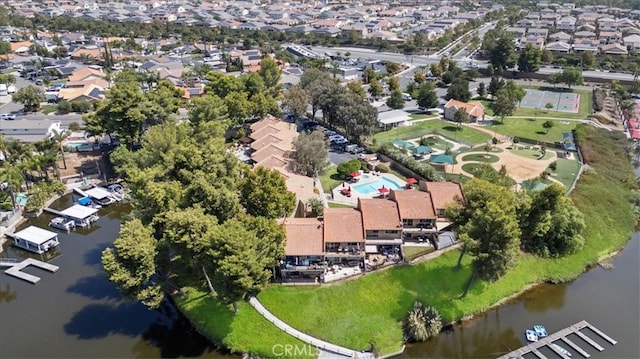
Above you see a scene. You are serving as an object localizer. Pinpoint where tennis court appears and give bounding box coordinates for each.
[518,89,580,113]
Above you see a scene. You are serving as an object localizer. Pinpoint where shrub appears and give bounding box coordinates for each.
[403,301,443,342]
[57,100,71,114]
[375,163,390,173]
[378,144,442,181]
[71,101,92,113]
[549,161,558,171]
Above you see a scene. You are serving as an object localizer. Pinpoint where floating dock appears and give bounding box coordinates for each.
[498,320,616,359]
[4,258,59,284]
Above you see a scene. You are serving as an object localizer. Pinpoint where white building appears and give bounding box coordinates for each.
[378,110,411,129]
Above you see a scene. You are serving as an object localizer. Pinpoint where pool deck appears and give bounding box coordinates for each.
[330,172,407,205]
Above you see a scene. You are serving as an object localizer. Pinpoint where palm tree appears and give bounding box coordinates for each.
[51,129,70,170]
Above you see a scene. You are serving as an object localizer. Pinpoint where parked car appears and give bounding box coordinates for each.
[0,113,16,120]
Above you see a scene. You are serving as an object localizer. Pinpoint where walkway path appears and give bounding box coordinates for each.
[248,297,373,359]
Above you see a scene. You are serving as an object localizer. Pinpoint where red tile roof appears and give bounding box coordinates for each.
[390,190,436,219]
[323,208,364,243]
[357,198,401,230]
[420,182,465,211]
[284,218,324,256]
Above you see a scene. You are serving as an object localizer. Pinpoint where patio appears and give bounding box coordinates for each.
[330,172,407,205]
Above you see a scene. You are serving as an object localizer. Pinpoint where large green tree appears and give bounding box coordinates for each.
[517,43,542,73]
[282,85,310,119]
[102,219,162,308]
[12,85,45,112]
[239,166,296,219]
[386,90,405,109]
[417,81,439,110]
[446,78,471,102]
[291,130,330,176]
[188,94,229,125]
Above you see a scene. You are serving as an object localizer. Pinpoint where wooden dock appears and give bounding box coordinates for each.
[4,258,59,284]
[498,321,616,359]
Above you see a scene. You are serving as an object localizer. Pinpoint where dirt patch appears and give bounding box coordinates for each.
[58,150,107,182]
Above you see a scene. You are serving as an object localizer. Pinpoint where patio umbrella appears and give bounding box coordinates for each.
[378,186,389,194]
[406,177,417,184]
[350,171,360,178]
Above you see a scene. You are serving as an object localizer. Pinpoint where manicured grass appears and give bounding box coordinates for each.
[41,104,57,114]
[442,172,472,183]
[403,245,435,261]
[461,163,484,174]
[509,148,554,160]
[319,166,343,193]
[419,135,456,151]
[487,118,576,143]
[549,158,582,188]
[373,120,492,146]
[460,153,500,163]
[256,126,636,357]
[481,88,591,120]
[328,202,354,208]
[176,288,310,358]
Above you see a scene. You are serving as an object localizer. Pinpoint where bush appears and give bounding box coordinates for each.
[378,144,442,181]
[375,163,390,173]
[549,161,557,171]
[57,100,71,114]
[403,301,443,342]
[71,101,92,113]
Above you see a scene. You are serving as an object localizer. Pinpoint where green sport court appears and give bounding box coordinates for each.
[518,89,580,113]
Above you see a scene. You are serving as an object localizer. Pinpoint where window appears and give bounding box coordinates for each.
[385,230,398,235]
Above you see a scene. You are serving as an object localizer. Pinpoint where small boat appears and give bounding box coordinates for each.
[77,196,102,209]
[533,325,548,338]
[550,343,572,357]
[49,216,76,231]
[526,329,539,342]
[107,184,124,194]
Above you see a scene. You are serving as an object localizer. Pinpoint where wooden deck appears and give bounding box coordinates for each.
[4,258,60,284]
[498,321,616,359]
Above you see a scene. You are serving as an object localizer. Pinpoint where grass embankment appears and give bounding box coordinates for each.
[176,288,311,359]
[319,166,342,194]
[178,126,636,358]
[373,119,492,145]
[549,158,582,188]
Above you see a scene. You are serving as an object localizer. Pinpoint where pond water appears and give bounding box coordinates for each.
[0,194,234,359]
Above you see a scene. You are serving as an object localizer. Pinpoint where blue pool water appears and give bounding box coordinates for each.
[352,177,403,195]
[65,141,89,149]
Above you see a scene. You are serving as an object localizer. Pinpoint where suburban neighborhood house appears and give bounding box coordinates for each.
[281,182,465,283]
[444,99,486,122]
[0,119,63,143]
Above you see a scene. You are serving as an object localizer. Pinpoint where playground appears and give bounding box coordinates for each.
[518,89,580,113]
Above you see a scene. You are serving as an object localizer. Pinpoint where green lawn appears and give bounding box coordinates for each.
[403,245,435,262]
[373,120,491,146]
[460,153,500,163]
[176,288,311,359]
[481,88,591,120]
[488,118,576,143]
[41,104,57,115]
[319,166,344,193]
[328,202,354,208]
[257,126,636,357]
[419,135,456,151]
[550,158,582,188]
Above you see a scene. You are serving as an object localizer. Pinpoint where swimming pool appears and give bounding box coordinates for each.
[65,141,90,149]
[352,176,403,195]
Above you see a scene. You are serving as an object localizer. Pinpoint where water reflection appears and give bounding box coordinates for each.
[521,282,568,313]
[66,274,121,300]
[0,283,17,303]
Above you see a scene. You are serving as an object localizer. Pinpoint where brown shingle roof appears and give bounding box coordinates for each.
[284,218,324,256]
[420,181,465,212]
[357,198,401,231]
[251,144,287,164]
[323,208,364,243]
[390,190,436,220]
[250,115,281,132]
[250,126,282,142]
[444,99,485,118]
[250,134,283,151]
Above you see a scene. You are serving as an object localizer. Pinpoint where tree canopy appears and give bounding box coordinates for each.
[291,130,330,177]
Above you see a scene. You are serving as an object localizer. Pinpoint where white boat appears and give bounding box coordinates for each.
[49,216,76,231]
[526,329,539,342]
[550,343,572,357]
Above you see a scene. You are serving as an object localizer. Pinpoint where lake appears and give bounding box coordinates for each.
[1,194,638,358]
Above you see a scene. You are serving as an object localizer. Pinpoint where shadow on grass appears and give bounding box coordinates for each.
[330,173,344,181]
[538,86,570,93]
[443,126,463,132]
[535,131,546,135]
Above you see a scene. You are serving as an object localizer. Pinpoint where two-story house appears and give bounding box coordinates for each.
[357,198,403,255]
[389,190,436,242]
[323,208,365,266]
[281,217,325,282]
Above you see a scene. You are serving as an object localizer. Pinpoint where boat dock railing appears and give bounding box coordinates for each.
[0,258,17,267]
[498,320,616,359]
